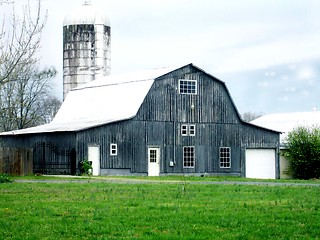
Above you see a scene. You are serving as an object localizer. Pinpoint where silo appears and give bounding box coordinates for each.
[63,2,111,100]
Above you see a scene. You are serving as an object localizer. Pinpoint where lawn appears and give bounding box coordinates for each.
[0,178,320,239]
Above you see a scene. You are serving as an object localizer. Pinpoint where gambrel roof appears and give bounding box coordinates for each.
[1,63,277,136]
[0,66,178,135]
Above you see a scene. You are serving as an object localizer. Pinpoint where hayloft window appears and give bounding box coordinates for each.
[183,146,195,168]
[179,79,197,95]
[110,143,117,156]
[220,147,231,168]
[181,124,196,136]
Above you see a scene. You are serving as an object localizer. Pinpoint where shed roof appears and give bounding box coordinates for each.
[0,66,177,135]
[250,111,320,142]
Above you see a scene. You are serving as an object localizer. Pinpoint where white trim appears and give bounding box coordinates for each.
[219,147,231,168]
[181,124,196,136]
[181,125,188,136]
[110,143,117,156]
[148,147,160,176]
[189,125,196,136]
[183,146,195,168]
[179,79,197,95]
[88,144,100,176]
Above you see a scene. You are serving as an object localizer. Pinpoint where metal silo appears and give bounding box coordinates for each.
[63,2,111,100]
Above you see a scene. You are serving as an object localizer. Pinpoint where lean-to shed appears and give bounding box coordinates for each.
[0,64,280,178]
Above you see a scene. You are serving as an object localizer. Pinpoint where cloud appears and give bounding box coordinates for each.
[296,66,316,80]
[301,90,310,97]
[9,0,319,114]
[278,96,289,102]
[284,87,296,92]
[265,71,276,77]
[257,81,269,87]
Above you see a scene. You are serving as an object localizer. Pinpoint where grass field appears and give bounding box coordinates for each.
[1,177,320,239]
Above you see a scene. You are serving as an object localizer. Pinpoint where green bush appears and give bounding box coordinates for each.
[80,159,92,175]
[0,174,12,183]
[284,126,320,179]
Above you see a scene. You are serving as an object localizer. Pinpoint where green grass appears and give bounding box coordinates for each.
[1,179,320,239]
[11,174,320,184]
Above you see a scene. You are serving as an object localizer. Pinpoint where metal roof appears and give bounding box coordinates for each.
[0,66,177,135]
[251,111,320,142]
[63,3,110,26]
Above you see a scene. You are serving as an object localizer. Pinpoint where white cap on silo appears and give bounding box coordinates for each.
[63,2,110,27]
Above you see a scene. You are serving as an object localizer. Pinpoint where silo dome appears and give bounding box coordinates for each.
[63,2,111,100]
[63,2,110,27]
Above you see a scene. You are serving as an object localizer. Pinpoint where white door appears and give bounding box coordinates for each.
[246,149,276,179]
[148,147,160,176]
[88,145,100,176]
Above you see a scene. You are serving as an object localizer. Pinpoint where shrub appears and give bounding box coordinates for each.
[284,126,320,179]
[79,159,92,175]
[0,174,12,183]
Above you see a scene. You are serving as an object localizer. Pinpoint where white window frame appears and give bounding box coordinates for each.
[110,143,117,156]
[181,124,196,136]
[179,79,197,95]
[149,149,157,163]
[219,147,231,168]
[189,125,195,136]
[181,125,188,136]
[183,146,195,168]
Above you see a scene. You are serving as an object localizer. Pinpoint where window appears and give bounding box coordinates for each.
[181,125,188,136]
[189,125,195,136]
[179,79,197,95]
[110,143,117,156]
[149,149,157,163]
[183,146,195,168]
[220,147,231,168]
[181,124,196,136]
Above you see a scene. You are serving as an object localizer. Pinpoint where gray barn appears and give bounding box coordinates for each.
[0,64,280,178]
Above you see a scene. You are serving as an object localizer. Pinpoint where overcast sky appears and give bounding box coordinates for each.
[3,0,320,114]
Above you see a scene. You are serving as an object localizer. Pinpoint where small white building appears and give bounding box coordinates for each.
[251,111,320,178]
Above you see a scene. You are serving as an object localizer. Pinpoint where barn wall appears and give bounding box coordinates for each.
[0,64,280,176]
[76,119,279,176]
[0,133,77,175]
[75,65,279,176]
[76,121,146,173]
[0,147,33,176]
[0,133,76,149]
[136,65,241,124]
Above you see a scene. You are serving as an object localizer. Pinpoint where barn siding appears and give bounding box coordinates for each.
[135,66,240,124]
[0,64,280,176]
[0,147,33,176]
[72,65,279,176]
[75,119,278,176]
[0,133,76,174]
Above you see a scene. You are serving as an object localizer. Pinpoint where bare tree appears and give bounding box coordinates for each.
[0,0,61,132]
[0,0,47,86]
[0,66,59,131]
[39,95,62,124]
[241,112,263,122]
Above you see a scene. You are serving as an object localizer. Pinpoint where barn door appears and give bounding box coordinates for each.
[148,147,160,176]
[88,145,100,176]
